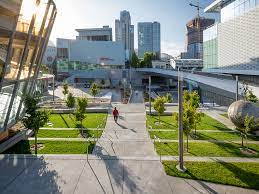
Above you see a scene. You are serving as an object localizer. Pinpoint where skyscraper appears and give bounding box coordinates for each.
[138,22,161,59]
[115,10,134,61]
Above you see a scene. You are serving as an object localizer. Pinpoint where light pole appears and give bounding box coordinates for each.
[177,68,186,172]
[236,75,239,101]
[149,76,151,114]
[123,78,126,100]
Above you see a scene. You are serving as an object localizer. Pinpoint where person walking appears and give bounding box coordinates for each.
[112,107,119,123]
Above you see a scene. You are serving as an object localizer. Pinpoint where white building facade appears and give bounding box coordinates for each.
[204,0,259,76]
[57,38,125,68]
[76,26,112,41]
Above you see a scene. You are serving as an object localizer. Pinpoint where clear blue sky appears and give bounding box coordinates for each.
[50,0,218,57]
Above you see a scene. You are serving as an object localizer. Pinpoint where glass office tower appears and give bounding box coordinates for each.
[0,0,57,140]
[138,22,161,59]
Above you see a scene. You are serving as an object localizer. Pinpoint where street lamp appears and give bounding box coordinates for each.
[123,78,127,100]
[236,75,239,101]
[177,68,186,172]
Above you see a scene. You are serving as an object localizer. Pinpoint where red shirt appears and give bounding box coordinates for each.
[113,109,119,116]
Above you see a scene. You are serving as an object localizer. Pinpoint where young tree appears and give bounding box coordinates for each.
[164,93,173,103]
[66,93,76,118]
[242,82,258,103]
[153,97,166,123]
[75,97,88,130]
[173,104,194,152]
[62,82,69,99]
[193,109,204,136]
[22,93,49,155]
[236,114,255,148]
[131,51,140,68]
[90,82,100,101]
[174,91,203,151]
[246,90,258,103]
[183,90,200,109]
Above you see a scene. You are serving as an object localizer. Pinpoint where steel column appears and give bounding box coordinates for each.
[3,14,37,129]
[15,0,52,120]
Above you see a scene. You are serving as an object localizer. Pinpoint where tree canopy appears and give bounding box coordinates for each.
[153,96,166,122]
[90,83,100,98]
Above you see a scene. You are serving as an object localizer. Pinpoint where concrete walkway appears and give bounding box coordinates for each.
[202,108,236,130]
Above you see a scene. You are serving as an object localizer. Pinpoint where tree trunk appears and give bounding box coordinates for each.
[35,131,38,155]
[159,114,161,124]
[187,135,189,152]
[81,120,83,131]
[241,135,244,147]
[195,124,197,136]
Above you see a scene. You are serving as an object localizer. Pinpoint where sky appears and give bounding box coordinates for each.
[50,0,218,57]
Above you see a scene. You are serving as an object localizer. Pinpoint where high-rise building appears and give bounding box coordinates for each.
[203,0,259,78]
[0,0,57,141]
[185,17,215,59]
[138,22,161,59]
[76,26,112,41]
[115,10,134,60]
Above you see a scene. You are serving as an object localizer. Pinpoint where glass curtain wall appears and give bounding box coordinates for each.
[0,0,57,131]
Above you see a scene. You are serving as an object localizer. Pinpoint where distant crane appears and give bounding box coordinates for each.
[189,0,204,58]
[189,0,203,18]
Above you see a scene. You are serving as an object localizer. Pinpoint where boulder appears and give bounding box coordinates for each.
[228,100,259,130]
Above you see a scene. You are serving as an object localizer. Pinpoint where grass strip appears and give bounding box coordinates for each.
[43,113,107,128]
[3,140,96,154]
[155,142,259,158]
[147,115,230,131]
[149,131,259,141]
[163,161,259,190]
[38,130,103,138]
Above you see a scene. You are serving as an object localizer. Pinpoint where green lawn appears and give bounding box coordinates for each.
[147,115,230,131]
[149,131,259,141]
[38,130,103,138]
[3,140,95,154]
[43,113,107,128]
[163,161,259,190]
[155,142,259,158]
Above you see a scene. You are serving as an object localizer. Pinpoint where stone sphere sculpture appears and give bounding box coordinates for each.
[228,100,259,130]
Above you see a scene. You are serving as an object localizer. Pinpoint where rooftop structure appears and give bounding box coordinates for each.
[76,26,112,41]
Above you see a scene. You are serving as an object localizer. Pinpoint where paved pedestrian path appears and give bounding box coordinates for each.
[93,102,157,157]
[203,108,236,130]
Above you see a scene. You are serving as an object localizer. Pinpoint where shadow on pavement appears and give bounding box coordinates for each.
[93,145,142,193]
[0,154,63,194]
